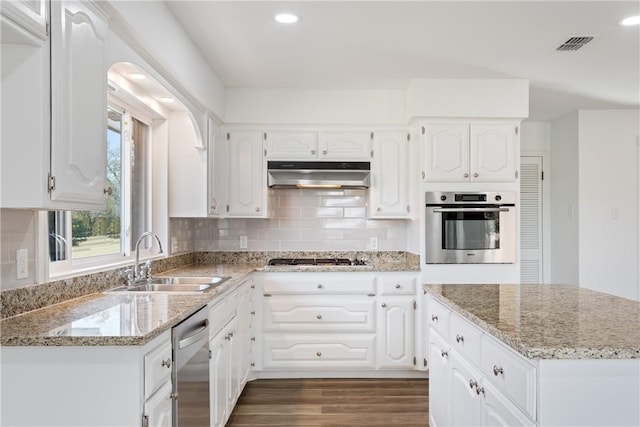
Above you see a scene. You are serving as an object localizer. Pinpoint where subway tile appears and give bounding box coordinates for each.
[322,218,365,229]
[301,229,344,240]
[257,229,302,241]
[365,219,405,229]
[344,207,366,218]
[246,240,281,251]
[322,240,367,251]
[279,240,326,251]
[343,229,386,240]
[272,206,302,218]
[301,207,343,218]
[322,196,366,207]
[378,239,407,251]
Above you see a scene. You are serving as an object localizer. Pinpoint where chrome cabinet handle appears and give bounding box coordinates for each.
[493,365,504,376]
[473,172,479,178]
[311,150,316,155]
[317,284,323,289]
[469,379,477,390]
[317,314,322,319]
[322,150,327,155]
[476,386,485,396]
[224,334,231,341]
[255,207,260,212]
[456,334,464,344]
[440,350,448,358]
[229,331,234,338]
[395,284,401,289]
[381,303,387,308]
[431,314,438,322]
[463,173,469,178]
[161,358,171,369]
[251,310,256,315]
[316,352,322,357]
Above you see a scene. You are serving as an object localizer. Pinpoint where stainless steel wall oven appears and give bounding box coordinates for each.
[425,191,516,264]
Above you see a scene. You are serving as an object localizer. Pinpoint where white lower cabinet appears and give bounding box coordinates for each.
[143,381,173,427]
[210,324,230,427]
[428,328,450,427]
[376,296,415,369]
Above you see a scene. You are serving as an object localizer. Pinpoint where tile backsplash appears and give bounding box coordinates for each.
[1,209,37,290]
[171,189,408,253]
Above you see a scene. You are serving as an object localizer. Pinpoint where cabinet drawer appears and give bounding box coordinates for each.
[263,296,375,332]
[262,274,375,295]
[377,275,417,295]
[209,300,228,337]
[144,340,172,400]
[262,334,376,369]
[427,297,451,337]
[481,334,537,419]
[449,312,482,364]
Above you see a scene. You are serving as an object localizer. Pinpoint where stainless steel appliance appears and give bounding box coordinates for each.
[425,191,516,264]
[172,306,210,427]
[267,161,370,189]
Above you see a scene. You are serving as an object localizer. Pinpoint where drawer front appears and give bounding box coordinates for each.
[263,296,375,332]
[481,334,537,419]
[377,275,417,295]
[427,297,451,337]
[209,300,228,337]
[449,312,482,364]
[262,334,376,369]
[226,290,239,320]
[262,274,375,295]
[144,340,172,400]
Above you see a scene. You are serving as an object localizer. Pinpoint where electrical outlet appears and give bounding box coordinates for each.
[370,237,378,250]
[239,236,248,249]
[16,249,28,279]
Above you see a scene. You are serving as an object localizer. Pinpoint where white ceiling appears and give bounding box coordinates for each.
[166,1,640,121]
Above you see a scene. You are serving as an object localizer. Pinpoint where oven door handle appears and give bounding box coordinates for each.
[178,319,209,349]
[432,207,511,213]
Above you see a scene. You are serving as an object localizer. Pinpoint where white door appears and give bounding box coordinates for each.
[210,330,229,427]
[227,129,265,217]
[143,382,172,427]
[227,316,241,406]
[423,123,470,182]
[208,116,226,216]
[520,156,544,283]
[448,350,481,427]
[50,0,108,207]
[370,130,410,218]
[428,331,449,427]
[264,130,317,159]
[480,381,536,427]
[376,296,414,369]
[470,124,517,182]
[318,130,372,159]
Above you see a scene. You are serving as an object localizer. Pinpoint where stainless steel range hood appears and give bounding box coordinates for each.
[267,161,371,189]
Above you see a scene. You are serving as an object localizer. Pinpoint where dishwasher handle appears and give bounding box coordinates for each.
[178,319,209,349]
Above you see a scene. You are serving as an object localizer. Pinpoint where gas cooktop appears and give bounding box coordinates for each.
[267,258,367,266]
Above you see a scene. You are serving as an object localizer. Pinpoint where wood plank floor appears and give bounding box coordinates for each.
[226,378,429,427]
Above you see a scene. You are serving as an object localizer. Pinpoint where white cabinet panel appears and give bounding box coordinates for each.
[262,273,375,295]
[264,130,317,159]
[1,0,48,41]
[428,330,450,427]
[226,129,266,217]
[210,327,229,427]
[144,340,172,400]
[481,380,536,427]
[50,0,107,207]
[376,296,415,369]
[423,123,470,182]
[449,349,482,427]
[208,116,227,216]
[143,381,172,427]
[369,130,410,218]
[471,124,517,182]
[318,130,371,159]
[449,312,483,364]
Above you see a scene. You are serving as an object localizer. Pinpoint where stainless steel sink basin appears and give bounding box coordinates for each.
[107,276,230,293]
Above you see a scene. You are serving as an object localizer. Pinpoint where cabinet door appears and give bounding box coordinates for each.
[143,381,172,427]
[428,330,450,427]
[237,282,252,386]
[480,381,535,427]
[208,117,226,216]
[264,130,317,159]
[470,124,517,182]
[369,130,410,218]
[0,0,48,40]
[227,129,266,217]
[210,330,229,427]
[423,123,470,182]
[318,131,371,159]
[50,0,108,207]
[376,296,415,369]
[227,316,241,407]
[448,349,482,427]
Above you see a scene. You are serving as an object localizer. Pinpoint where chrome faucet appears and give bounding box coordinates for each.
[133,232,164,283]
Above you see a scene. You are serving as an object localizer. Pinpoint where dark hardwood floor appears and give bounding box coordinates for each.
[226,378,429,427]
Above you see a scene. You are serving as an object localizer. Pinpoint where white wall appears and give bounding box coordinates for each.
[521,122,551,152]
[577,110,639,300]
[550,112,580,284]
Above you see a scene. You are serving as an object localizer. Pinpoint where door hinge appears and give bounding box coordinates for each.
[423,358,428,368]
[515,126,519,135]
[406,205,410,213]
[209,350,212,359]
[45,21,50,37]
[370,131,374,140]
[263,132,267,140]
[421,126,425,135]
[226,204,229,212]
[47,173,55,192]
[541,171,544,181]
[413,356,417,366]
[264,149,267,157]
[407,133,411,141]
[413,300,417,310]
[142,415,149,427]
[515,170,519,179]
[226,132,230,140]
[370,150,374,158]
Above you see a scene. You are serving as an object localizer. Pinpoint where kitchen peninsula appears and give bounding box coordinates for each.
[425,284,640,427]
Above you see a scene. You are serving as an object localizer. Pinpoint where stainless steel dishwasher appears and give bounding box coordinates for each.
[172,306,210,427]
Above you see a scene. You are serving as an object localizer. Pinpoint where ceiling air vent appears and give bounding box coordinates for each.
[556,36,595,51]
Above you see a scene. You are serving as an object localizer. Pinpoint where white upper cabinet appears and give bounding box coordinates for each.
[226,129,267,217]
[208,116,227,217]
[49,0,108,207]
[263,129,372,160]
[318,131,371,160]
[422,122,518,183]
[1,0,49,41]
[369,130,410,218]
[264,130,318,159]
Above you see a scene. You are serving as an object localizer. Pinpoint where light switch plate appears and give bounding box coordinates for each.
[370,237,378,250]
[16,249,28,279]
[239,236,248,249]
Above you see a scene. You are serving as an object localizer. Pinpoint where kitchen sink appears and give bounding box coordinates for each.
[106,276,230,293]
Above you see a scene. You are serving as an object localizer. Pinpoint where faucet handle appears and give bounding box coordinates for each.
[144,260,153,279]
[123,268,135,285]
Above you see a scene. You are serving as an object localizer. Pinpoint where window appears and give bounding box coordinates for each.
[49,103,152,273]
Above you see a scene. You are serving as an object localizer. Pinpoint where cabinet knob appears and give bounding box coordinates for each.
[255,207,261,212]
[103,186,113,196]
[229,331,234,338]
[311,150,316,155]
[322,150,328,155]
[456,334,464,344]
[316,351,322,357]
[317,314,322,319]
[469,379,477,390]
[431,314,438,322]
[493,365,504,376]
[251,310,256,315]
[441,350,448,358]
[377,207,382,212]
[250,362,255,367]
[473,172,479,178]
[395,284,401,289]
[421,171,426,180]
[463,173,469,178]
[476,386,485,396]
[317,284,323,289]
[225,334,231,341]
[381,303,387,308]
[161,358,171,369]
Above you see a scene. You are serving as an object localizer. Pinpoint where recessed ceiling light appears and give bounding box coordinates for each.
[275,13,298,24]
[620,15,640,26]
[127,72,146,80]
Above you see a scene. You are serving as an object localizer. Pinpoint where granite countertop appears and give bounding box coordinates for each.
[425,284,640,360]
[0,259,418,347]
[0,264,258,347]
